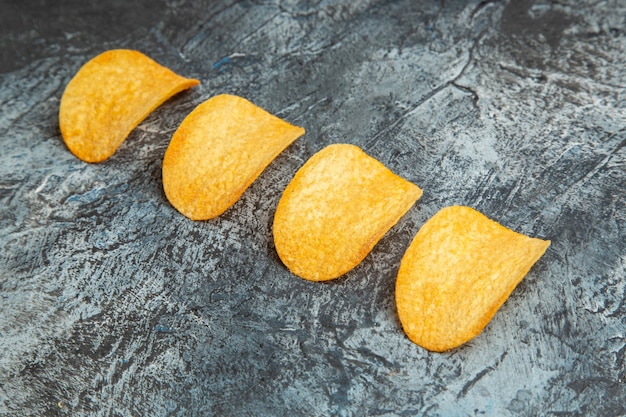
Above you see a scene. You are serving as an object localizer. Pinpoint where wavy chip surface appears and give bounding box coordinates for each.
[396,206,550,352]
[162,94,305,220]
[59,49,199,163]
[273,144,422,281]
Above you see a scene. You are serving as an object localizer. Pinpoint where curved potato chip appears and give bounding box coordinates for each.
[59,49,199,162]
[273,144,422,282]
[162,94,305,220]
[396,206,550,352]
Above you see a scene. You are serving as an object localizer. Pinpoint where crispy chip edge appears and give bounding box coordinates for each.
[274,144,423,282]
[59,49,200,163]
[395,205,551,352]
[162,94,306,221]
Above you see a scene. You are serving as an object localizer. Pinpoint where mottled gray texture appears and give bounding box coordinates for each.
[0,0,625,416]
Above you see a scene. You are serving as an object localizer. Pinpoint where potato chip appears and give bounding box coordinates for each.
[59,49,199,162]
[273,144,422,281]
[396,206,550,352]
[162,94,305,220]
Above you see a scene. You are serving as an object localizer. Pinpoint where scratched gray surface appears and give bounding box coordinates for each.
[0,0,625,416]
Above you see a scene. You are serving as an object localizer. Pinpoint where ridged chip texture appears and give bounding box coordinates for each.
[273,144,423,281]
[162,94,305,220]
[396,206,550,352]
[59,49,199,163]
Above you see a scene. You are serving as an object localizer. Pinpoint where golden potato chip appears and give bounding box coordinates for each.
[162,94,305,220]
[396,206,550,352]
[59,49,199,162]
[273,144,422,282]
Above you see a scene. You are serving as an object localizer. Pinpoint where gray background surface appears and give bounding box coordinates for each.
[1,0,625,416]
